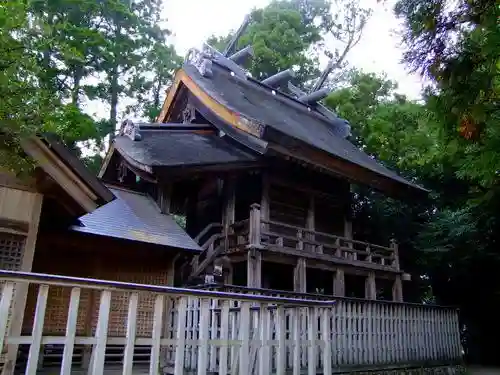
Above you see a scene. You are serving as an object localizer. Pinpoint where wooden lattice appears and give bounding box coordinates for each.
[0,231,26,362]
[23,260,170,338]
[0,232,25,271]
[97,267,169,337]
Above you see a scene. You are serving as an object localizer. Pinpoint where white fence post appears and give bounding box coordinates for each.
[26,285,49,375]
[0,271,464,375]
[61,287,81,375]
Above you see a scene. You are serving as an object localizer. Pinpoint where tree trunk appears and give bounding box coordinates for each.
[71,65,83,107]
[153,75,163,109]
[109,65,119,141]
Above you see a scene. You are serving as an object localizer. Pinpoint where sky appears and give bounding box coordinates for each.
[83,0,426,142]
[162,0,425,99]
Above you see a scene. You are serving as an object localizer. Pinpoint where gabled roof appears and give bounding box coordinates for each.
[155,61,427,197]
[21,134,114,216]
[183,63,421,192]
[72,186,201,252]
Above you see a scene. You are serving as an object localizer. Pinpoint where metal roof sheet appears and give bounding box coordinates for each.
[71,186,201,252]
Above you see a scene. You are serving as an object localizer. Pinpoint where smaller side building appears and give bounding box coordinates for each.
[0,134,201,371]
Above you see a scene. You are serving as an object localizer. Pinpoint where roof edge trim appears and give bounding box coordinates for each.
[21,136,113,213]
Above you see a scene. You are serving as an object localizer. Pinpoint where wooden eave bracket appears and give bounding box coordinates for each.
[21,137,100,214]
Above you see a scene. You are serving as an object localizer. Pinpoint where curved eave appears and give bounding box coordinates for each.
[266,143,428,199]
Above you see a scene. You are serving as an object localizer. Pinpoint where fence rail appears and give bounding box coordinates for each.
[0,270,462,375]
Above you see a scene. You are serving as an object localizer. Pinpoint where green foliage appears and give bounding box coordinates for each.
[0,0,99,177]
[393,0,499,363]
[0,0,182,177]
[240,1,324,81]
[207,0,371,85]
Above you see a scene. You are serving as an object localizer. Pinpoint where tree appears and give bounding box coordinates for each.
[325,71,440,301]
[0,0,97,177]
[86,0,180,138]
[126,43,182,122]
[394,0,500,364]
[207,0,370,86]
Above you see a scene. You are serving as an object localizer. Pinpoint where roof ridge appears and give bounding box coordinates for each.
[197,61,348,134]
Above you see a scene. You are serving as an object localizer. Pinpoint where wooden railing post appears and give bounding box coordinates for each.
[248,204,262,288]
[391,239,400,270]
[390,239,403,302]
[248,203,261,248]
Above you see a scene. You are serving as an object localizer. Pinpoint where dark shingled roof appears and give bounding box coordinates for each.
[114,127,257,168]
[184,62,425,192]
[71,186,201,252]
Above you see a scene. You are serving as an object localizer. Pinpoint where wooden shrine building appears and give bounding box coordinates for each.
[99,42,425,301]
[0,18,463,375]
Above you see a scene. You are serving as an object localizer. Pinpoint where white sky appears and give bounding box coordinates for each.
[163,0,425,99]
[83,0,425,139]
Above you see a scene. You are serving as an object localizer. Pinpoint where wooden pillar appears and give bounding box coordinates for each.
[225,263,234,285]
[260,172,269,222]
[333,268,345,297]
[391,239,400,270]
[160,254,179,369]
[247,250,262,288]
[1,192,43,375]
[306,195,315,252]
[223,177,236,232]
[293,258,307,293]
[248,203,261,248]
[392,275,403,302]
[247,203,262,288]
[222,177,236,253]
[344,219,352,239]
[158,183,172,214]
[365,272,377,300]
[390,240,403,301]
[82,257,100,370]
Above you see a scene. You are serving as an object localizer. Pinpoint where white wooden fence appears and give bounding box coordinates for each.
[0,270,462,375]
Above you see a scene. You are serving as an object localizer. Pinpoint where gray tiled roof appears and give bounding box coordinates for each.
[184,62,426,193]
[71,187,201,252]
[115,127,257,167]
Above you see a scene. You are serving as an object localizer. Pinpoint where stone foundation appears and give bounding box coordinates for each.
[341,365,467,374]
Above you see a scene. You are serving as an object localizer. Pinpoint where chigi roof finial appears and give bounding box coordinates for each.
[185,15,255,79]
[223,14,251,57]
